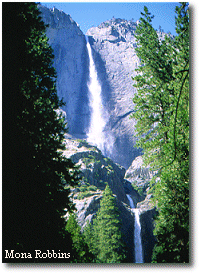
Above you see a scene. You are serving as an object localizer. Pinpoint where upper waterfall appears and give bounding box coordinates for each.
[126,194,135,209]
[86,36,113,155]
[40,4,143,168]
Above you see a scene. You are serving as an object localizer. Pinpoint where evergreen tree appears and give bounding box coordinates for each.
[132,6,175,169]
[152,3,189,263]
[132,3,189,263]
[84,185,126,263]
[84,220,97,260]
[66,213,94,262]
[2,2,79,262]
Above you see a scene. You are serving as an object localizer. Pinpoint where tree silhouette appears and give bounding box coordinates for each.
[2,2,79,262]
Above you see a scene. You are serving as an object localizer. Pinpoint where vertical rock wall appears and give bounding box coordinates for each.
[39,5,90,138]
[39,6,142,168]
[86,19,142,168]
[140,209,157,263]
[39,6,172,169]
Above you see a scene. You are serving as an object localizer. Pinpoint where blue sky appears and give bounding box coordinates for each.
[41,2,182,35]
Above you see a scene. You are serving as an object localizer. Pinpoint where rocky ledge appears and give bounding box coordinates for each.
[62,136,127,203]
[62,137,157,262]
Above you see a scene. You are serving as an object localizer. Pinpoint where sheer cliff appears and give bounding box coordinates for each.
[86,18,141,168]
[39,6,141,169]
[39,5,90,138]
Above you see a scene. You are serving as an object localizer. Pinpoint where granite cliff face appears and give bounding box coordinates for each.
[39,6,142,168]
[39,6,172,169]
[39,5,90,138]
[86,18,141,168]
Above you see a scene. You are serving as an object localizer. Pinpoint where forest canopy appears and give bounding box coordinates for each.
[132,3,189,263]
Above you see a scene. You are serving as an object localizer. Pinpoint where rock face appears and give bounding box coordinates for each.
[86,19,141,168]
[140,208,157,263]
[38,5,90,138]
[39,6,142,168]
[63,137,127,203]
[63,137,135,262]
[39,6,173,169]
[125,155,155,198]
[63,137,157,262]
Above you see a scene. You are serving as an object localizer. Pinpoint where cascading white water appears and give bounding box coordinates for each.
[133,208,143,263]
[86,36,107,153]
[126,194,143,263]
[126,194,135,209]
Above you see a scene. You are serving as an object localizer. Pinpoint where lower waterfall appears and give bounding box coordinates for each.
[126,194,143,263]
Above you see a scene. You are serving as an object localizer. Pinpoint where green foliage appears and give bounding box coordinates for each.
[82,154,103,168]
[77,191,96,200]
[2,3,79,262]
[77,183,99,199]
[84,185,127,263]
[133,6,175,169]
[151,161,189,263]
[104,164,114,175]
[88,185,98,191]
[66,214,94,262]
[79,184,88,192]
[132,3,189,263]
[131,180,147,197]
[83,220,98,262]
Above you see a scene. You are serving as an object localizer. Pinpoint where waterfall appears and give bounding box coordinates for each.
[127,194,143,263]
[126,194,135,209]
[85,35,106,152]
[133,208,143,263]
[85,36,113,155]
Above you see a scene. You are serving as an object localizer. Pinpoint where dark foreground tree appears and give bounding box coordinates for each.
[84,185,127,263]
[132,3,189,263]
[2,2,79,262]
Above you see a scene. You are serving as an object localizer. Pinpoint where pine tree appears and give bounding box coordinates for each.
[151,3,189,263]
[132,3,189,263]
[85,185,126,263]
[132,6,175,169]
[84,220,97,260]
[66,214,94,262]
[2,2,79,262]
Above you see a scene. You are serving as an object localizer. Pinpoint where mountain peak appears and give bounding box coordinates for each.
[87,18,139,43]
[98,17,139,29]
[38,4,82,32]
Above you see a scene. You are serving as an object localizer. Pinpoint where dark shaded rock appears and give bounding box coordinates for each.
[124,179,144,206]
[140,208,157,263]
[116,200,135,263]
